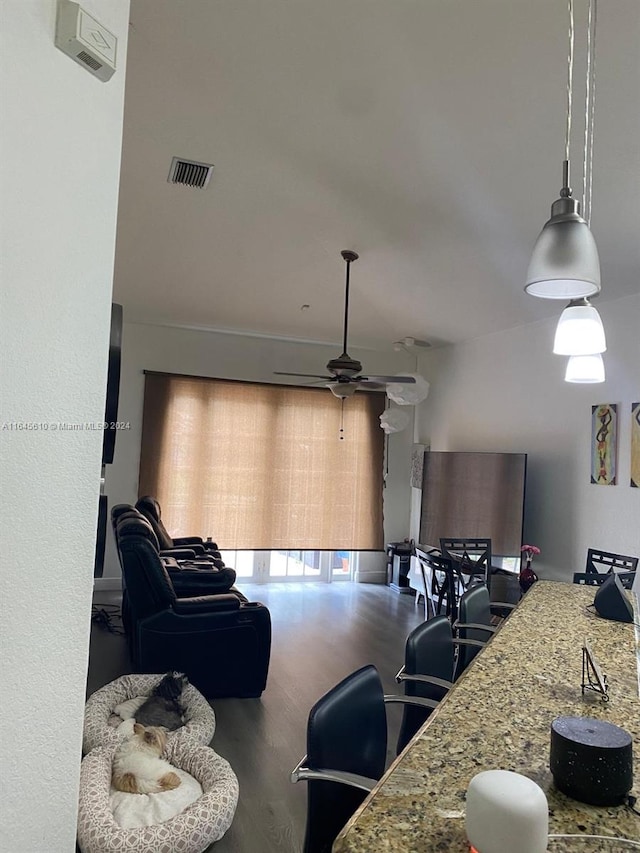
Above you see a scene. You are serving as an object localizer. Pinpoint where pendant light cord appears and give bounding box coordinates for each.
[565,0,574,167]
[585,0,598,226]
[565,0,598,225]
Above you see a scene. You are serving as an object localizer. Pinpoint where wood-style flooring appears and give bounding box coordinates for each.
[86,582,426,853]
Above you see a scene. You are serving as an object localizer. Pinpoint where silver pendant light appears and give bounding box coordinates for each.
[525,0,601,300]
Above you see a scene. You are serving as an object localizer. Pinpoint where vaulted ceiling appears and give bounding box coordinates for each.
[113,0,640,350]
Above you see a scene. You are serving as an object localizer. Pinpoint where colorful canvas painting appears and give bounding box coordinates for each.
[631,402,640,488]
[591,404,618,485]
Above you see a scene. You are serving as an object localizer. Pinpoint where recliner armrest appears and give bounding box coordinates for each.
[173,536,205,546]
[181,542,208,556]
[160,547,199,559]
[173,536,221,553]
[173,594,241,614]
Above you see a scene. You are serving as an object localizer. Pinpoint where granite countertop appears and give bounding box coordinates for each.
[334,581,640,852]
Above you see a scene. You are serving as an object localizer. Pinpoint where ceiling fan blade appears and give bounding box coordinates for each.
[273,371,331,380]
[360,375,417,384]
[358,382,386,390]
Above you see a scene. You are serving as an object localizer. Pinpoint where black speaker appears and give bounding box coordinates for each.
[102,303,123,465]
[550,716,633,806]
[593,572,634,623]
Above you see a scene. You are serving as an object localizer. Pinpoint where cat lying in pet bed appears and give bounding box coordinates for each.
[77,729,239,852]
[113,672,188,732]
[112,723,181,794]
[83,673,216,755]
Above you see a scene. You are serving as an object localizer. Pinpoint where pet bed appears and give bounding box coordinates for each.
[77,732,239,853]
[83,673,216,755]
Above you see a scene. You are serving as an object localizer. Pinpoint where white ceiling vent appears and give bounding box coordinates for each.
[168,157,214,189]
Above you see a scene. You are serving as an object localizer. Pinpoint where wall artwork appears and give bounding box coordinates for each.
[631,402,640,488]
[591,403,618,485]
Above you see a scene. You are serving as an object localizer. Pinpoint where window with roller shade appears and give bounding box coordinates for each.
[138,372,385,550]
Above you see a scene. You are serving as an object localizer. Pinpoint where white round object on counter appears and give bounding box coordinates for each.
[465,769,548,853]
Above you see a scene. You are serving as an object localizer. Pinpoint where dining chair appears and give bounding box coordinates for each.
[573,548,638,587]
[291,664,441,853]
[394,615,456,753]
[415,547,457,619]
[440,538,493,597]
[454,584,515,677]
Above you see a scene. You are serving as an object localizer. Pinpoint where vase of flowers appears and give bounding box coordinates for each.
[519,545,540,592]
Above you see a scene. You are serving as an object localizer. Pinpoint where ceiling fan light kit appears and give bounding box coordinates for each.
[525,0,606,383]
[327,381,359,399]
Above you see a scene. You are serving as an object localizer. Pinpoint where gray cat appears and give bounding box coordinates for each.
[134,672,188,731]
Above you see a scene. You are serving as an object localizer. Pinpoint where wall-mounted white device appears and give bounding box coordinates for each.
[55,1,117,82]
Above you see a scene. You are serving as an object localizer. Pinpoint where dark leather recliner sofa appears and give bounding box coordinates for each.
[113,512,271,699]
[111,504,237,597]
[135,495,223,563]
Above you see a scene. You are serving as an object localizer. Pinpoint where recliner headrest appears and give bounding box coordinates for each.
[136,495,161,521]
[135,495,174,550]
[111,503,137,523]
[116,514,160,550]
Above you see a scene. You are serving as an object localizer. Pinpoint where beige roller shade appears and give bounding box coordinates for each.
[139,373,385,550]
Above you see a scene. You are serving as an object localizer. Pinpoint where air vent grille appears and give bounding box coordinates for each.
[168,157,214,189]
[77,50,102,71]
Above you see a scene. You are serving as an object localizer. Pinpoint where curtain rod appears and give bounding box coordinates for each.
[142,370,385,394]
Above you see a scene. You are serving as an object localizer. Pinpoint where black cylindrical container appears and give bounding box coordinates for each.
[550,716,633,806]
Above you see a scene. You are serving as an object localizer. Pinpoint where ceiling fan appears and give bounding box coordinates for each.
[274,250,416,398]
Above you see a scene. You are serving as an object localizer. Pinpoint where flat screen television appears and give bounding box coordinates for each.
[418,451,527,572]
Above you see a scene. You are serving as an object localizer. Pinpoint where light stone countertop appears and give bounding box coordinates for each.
[333,580,640,852]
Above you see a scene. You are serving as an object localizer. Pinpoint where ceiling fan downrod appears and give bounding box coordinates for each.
[340,250,358,357]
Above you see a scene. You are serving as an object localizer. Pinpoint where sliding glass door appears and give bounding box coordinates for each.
[218,550,355,583]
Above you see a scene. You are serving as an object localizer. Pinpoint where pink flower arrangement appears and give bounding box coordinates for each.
[521,544,540,563]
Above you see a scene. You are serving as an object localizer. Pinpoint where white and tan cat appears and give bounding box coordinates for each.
[112,723,181,794]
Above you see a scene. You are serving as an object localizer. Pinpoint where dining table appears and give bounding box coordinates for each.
[333,580,640,852]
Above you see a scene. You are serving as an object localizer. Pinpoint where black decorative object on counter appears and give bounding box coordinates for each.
[550,716,633,806]
[593,572,635,623]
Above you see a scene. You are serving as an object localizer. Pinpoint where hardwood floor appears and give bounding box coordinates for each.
[87,582,425,853]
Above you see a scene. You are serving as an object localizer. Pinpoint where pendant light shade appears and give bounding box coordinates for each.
[526,1,602,302]
[553,298,606,355]
[525,198,601,300]
[564,353,605,383]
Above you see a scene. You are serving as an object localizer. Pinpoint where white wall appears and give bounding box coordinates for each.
[415,294,640,580]
[103,322,416,582]
[0,2,129,850]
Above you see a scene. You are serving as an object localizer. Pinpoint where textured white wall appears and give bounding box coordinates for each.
[0,2,129,850]
[102,322,416,581]
[415,294,640,580]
